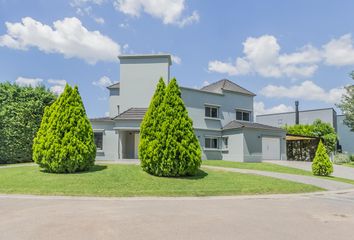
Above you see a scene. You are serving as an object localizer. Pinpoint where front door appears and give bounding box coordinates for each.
[134,132,140,159]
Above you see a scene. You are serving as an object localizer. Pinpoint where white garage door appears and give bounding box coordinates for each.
[262,137,280,160]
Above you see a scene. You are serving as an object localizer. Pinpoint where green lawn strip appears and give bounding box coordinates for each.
[342,163,354,168]
[0,164,321,197]
[203,160,354,186]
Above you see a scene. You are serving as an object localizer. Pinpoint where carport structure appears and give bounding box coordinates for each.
[286,134,320,161]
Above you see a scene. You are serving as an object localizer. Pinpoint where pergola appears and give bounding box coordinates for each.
[286,134,320,161]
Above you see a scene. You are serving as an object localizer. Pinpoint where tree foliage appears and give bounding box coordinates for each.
[337,72,354,131]
[0,82,56,164]
[33,84,96,173]
[312,140,333,176]
[139,78,202,177]
[139,78,166,173]
[285,119,337,153]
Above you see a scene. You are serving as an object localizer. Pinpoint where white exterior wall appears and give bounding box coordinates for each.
[119,56,170,112]
[221,130,244,162]
[92,121,118,161]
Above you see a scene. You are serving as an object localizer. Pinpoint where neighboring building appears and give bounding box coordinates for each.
[257,107,354,154]
[91,54,286,162]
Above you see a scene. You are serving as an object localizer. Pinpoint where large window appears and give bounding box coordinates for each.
[205,137,218,149]
[94,132,103,150]
[205,106,219,118]
[236,110,251,121]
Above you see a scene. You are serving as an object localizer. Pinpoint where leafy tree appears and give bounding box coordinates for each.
[285,119,337,153]
[337,72,354,131]
[156,78,201,177]
[312,140,333,176]
[139,78,166,173]
[0,82,56,164]
[33,84,96,173]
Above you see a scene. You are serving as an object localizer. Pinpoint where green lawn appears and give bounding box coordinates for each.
[203,160,354,185]
[343,162,354,168]
[0,164,322,197]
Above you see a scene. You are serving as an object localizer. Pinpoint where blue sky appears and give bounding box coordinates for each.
[1,0,354,118]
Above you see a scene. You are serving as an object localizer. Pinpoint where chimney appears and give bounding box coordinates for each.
[295,101,299,124]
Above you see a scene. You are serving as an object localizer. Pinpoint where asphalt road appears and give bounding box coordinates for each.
[1,191,354,240]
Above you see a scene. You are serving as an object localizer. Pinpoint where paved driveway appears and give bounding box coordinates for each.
[1,192,354,240]
[269,160,354,180]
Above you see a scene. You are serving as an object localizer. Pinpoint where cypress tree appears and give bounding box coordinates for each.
[312,140,333,176]
[139,78,166,173]
[156,78,201,177]
[33,84,96,173]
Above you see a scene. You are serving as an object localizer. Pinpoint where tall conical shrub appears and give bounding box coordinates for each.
[139,78,166,173]
[152,78,201,177]
[33,84,96,173]
[312,140,333,176]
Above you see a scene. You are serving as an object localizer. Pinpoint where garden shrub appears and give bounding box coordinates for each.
[312,140,333,176]
[0,82,56,164]
[33,85,96,173]
[333,153,350,164]
[139,78,202,177]
[350,155,354,162]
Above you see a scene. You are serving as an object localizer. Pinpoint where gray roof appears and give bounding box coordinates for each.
[107,82,120,89]
[90,117,114,122]
[114,108,147,120]
[118,54,172,65]
[223,120,285,131]
[200,79,256,96]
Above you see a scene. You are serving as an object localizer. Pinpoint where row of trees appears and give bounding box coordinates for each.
[139,78,202,177]
[0,83,56,163]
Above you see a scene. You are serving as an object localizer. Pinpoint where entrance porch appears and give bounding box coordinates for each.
[118,130,140,159]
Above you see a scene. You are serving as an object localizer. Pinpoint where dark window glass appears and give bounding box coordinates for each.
[211,107,218,118]
[94,132,103,150]
[212,138,218,148]
[205,138,218,149]
[205,107,211,117]
[205,138,211,148]
[236,111,243,120]
[223,137,228,149]
[243,112,250,121]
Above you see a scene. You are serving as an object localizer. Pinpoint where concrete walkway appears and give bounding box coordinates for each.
[268,160,354,181]
[203,165,354,191]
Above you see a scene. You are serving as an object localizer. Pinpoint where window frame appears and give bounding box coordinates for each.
[205,105,219,118]
[205,137,219,149]
[221,137,229,150]
[236,109,251,122]
[94,132,103,151]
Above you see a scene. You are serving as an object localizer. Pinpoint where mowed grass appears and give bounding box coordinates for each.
[202,160,313,175]
[203,160,354,185]
[0,164,322,197]
[343,162,354,168]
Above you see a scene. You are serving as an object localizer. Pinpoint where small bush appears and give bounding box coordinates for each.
[312,140,333,176]
[350,155,354,162]
[333,153,350,164]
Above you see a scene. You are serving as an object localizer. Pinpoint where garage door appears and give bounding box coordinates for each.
[262,137,280,160]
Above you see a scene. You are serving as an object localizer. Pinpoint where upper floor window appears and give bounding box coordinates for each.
[94,132,103,150]
[205,106,219,118]
[236,110,251,121]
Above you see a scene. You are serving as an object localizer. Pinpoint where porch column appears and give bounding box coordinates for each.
[118,130,122,159]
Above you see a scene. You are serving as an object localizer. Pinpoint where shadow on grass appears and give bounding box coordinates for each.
[155,169,208,180]
[40,165,107,174]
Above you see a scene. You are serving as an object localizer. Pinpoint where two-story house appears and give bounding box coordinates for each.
[90,54,286,162]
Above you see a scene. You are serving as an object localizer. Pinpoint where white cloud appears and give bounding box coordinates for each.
[208,35,321,78]
[254,101,294,116]
[94,17,105,24]
[171,54,181,64]
[47,79,67,95]
[323,34,354,66]
[92,76,114,89]
[15,77,43,87]
[260,80,345,104]
[202,80,210,87]
[0,17,121,64]
[113,0,199,27]
[119,22,129,28]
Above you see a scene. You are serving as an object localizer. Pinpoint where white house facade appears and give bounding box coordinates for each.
[90,54,287,162]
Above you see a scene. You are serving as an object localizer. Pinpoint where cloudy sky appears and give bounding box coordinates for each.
[1,0,354,117]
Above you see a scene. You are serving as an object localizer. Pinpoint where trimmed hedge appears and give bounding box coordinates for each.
[33,85,96,173]
[139,78,202,177]
[312,140,333,176]
[0,83,56,164]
